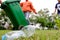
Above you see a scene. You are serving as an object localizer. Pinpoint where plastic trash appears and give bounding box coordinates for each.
[2,30,26,40]
[2,25,35,40]
[2,35,7,40]
[22,25,35,37]
[6,30,26,40]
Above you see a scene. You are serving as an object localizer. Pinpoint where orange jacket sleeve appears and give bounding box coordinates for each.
[30,2,37,14]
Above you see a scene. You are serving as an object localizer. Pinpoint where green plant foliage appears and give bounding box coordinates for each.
[30,8,55,29]
[0,26,6,30]
[55,17,60,29]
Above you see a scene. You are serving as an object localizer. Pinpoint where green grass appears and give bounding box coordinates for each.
[0,30,11,40]
[0,30,60,40]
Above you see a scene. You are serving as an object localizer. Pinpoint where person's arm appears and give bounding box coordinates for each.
[20,2,23,7]
[54,8,57,13]
[0,0,2,8]
[0,0,2,4]
[54,4,57,13]
[30,2,37,14]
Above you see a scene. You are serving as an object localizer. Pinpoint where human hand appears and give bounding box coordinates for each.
[34,12,37,14]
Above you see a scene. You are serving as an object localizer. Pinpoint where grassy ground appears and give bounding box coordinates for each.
[0,30,60,40]
[0,30,11,40]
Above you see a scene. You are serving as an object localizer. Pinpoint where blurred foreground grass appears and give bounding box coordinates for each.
[0,30,60,40]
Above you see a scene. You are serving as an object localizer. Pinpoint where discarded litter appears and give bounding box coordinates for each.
[2,25,35,40]
[22,25,35,37]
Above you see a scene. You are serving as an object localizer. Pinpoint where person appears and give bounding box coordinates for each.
[54,0,60,15]
[20,0,37,24]
[0,0,2,4]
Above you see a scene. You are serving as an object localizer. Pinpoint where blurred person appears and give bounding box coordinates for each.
[54,0,60,15]
[0,0,1,8]
[20,0,37,24]
[0,0,2,4]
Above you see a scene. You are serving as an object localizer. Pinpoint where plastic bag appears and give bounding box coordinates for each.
[2,25,35,40]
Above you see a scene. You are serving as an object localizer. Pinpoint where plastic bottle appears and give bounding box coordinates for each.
[22,25,35,37]
[2,35,7,40]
